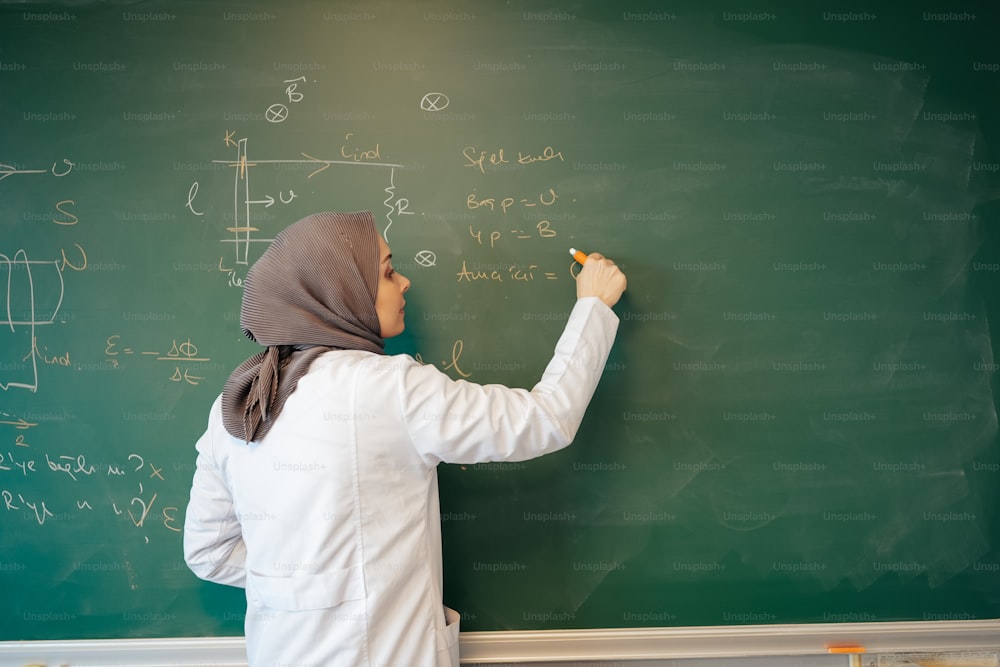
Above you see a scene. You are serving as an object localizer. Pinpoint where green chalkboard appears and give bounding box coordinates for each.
[2,0,999,641]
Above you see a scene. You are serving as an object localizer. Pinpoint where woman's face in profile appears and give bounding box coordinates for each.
[375,235,410,338]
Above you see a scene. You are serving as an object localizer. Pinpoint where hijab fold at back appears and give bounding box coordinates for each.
[221,211,385,442]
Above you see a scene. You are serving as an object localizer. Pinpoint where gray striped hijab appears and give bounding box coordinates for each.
[221,211,385,442]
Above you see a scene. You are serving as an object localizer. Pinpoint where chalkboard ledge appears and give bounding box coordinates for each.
[461,620,1000,662]
[0,621,998,665]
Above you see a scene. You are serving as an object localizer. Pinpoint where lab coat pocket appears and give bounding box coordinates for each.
[436,606,461,666]
[246,565,366,611]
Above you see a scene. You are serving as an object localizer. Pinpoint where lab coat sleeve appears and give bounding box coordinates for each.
[183,398,247,588]
[401,296,620,465]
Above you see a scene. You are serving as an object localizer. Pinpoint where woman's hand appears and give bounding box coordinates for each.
[576,253,627,308]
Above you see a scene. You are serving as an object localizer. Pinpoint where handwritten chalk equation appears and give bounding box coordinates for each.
[104,335,210,386]
[454,142,571,287]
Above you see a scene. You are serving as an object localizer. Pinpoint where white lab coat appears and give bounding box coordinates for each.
[183,297,619,667]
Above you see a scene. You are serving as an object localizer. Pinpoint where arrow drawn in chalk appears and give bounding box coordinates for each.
[0,419,38,430]
[245,195,276,207]
[0,163,48,182]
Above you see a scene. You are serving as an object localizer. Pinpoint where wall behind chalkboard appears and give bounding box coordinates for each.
[1,0,999,641]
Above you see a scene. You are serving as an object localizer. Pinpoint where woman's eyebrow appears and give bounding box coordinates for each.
[381,252,393,263]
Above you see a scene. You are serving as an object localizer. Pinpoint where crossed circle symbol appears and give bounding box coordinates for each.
[415,250,437,267]
[420,93,449,112]
[265,104,289,123]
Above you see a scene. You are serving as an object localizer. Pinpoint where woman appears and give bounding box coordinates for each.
[184,210,626,666]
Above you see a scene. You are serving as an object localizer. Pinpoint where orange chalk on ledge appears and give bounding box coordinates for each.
[827,645,866,654]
